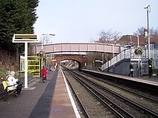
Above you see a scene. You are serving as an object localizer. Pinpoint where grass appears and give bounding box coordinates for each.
[0,68,6,78]
[0,68,7,83]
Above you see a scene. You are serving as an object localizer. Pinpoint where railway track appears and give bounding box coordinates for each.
[63,68,158,118]
[64,70,120,118]
[78,71,158,112]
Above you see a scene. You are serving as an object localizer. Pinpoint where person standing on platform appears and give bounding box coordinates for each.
[137,63,142,77]
[41,66,47,83]
[148,58,152,78]
[148,65,152,78]
[129,63,134,77]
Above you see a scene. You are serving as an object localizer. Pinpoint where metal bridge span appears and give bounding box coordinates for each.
[35,43,121,54]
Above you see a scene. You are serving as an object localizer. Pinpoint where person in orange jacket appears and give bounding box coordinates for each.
[41,66,47,83]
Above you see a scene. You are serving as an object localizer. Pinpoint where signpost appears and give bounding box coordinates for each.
[12,34,39,88]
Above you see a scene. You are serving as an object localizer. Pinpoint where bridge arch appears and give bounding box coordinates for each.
[52,55,86,70]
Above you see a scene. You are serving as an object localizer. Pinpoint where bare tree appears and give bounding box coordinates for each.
[86,29,121,68]
[90,29,121,64]
[150,27,158,34]
[133,27,158,35]
[96,29,120,43]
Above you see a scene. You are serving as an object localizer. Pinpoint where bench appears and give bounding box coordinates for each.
[2,81,18,101]
[0,74,32,101]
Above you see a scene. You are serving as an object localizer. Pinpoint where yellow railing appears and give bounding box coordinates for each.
[20,56,41,78]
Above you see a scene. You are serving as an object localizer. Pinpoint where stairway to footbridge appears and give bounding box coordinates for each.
[101,46,158,76]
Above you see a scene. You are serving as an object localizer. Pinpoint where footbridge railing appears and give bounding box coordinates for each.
[101,47,149,71]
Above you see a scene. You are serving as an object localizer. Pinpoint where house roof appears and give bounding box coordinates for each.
[118,35,158,46]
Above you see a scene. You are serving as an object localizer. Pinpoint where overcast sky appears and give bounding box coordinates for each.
[34,0,158,43]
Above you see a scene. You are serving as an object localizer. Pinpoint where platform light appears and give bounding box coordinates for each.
[144,4,151,59]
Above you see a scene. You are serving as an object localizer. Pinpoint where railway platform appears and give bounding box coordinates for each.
[82,69,158,87]
[1,68,158,118]
[0,69,79,118]
[48,69,78,118]
[106,71,158,86]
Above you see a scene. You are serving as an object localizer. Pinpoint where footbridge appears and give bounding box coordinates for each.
[33,43,121,70]
[34,43,121,54]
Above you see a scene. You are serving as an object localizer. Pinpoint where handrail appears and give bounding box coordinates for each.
[101,47,150,71]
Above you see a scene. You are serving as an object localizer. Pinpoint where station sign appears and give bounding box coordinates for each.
[12,34,40,88]
[12,34,39,43]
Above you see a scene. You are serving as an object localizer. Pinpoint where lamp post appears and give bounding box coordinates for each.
[41,34,55,68]
[41,34,55,50]
[39,51,43,77]
[144,4,151,59]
